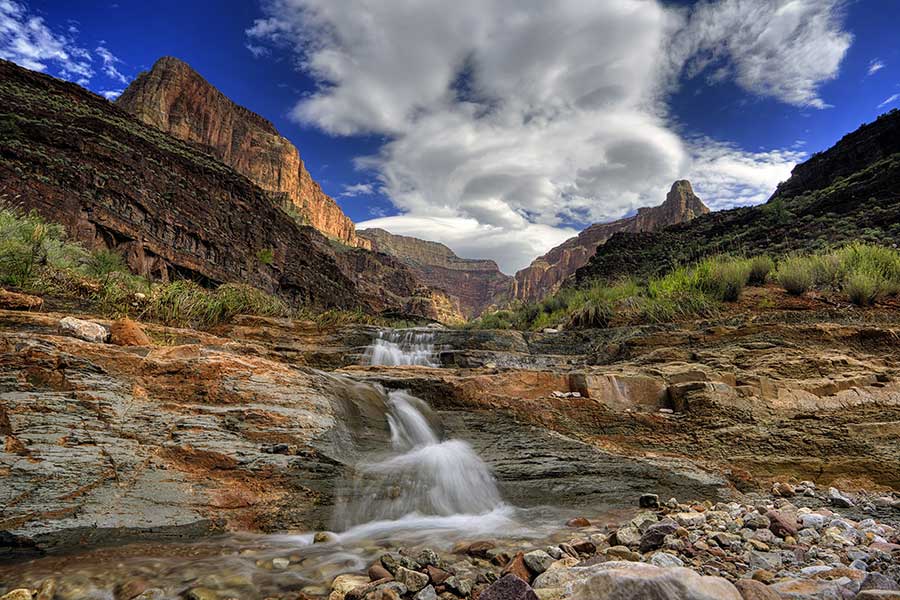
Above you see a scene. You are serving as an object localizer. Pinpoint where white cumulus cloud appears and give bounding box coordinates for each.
[868,59,885,76]
[95,44,127,84]
[248,0,852,272]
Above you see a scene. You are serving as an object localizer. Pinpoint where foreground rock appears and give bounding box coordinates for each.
[569,561,741,600]
[0,290,42,311]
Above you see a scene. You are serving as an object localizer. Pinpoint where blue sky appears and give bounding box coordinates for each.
[2,0,899,272]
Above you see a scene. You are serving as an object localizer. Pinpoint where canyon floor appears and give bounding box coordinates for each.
[1,299,899,598]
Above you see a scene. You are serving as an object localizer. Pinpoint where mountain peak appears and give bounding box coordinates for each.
[116,56,369,249]
[512,180,709,302]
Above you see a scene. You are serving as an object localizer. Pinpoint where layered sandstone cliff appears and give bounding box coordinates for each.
[513,181,709,302]
[358,228,512,318]
[0,58,460,320]
[116,56,370,249]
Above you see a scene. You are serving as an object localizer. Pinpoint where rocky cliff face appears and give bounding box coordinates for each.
[513,181,709,302]
[359,228,512,318]
[575,110,900,285]
[0,59,458,320]
[116,56,370,250]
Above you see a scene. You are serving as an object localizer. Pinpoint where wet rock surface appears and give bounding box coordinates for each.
[1,306,900,598]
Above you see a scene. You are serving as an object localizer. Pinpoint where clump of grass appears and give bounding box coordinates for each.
[843,269,883,306]
[144,281,290,327]
[710,259,751,302]
[0,206,65,286]
[775,256,815,296]
[565,300,613,329]
[747,255,775,285]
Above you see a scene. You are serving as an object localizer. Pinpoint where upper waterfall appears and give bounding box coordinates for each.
[362,329,439,366]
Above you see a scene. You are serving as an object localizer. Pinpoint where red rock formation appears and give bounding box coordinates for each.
[116,56,370,249]
[513,181,709,302]
[0,58,461,321]
[359,228,512,318]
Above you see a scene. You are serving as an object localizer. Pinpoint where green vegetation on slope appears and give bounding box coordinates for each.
[0,205,409,329]
[469,242,900,330]
[575,109,900,286]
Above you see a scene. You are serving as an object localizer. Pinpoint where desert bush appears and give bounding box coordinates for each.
[776,256,815,296]
[84,248,128,285]
[566,300,613,329]
[710,259,751,302]
[843,268,883,306]
[747,255,775,285]
[0,206,65,286]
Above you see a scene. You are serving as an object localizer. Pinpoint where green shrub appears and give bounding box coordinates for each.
[85,248,128,284]
[843,269,883,306]
[0,207,64,286]
[710,259,751,302]
[256,248,275,265]
[776,256,815,296]
[747,255,775,285]
[566,300,613,329]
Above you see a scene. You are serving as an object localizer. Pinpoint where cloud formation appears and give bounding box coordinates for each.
[868,59,885,76]
[95,44,127,83]
[0,0,93,83]
[878,94,899,109]
[248,0,852,272]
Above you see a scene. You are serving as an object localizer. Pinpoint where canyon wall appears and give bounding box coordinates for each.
[0,59,457,320]
[513,181,710,302]
[116,56,370,249]
[359,228,512,318]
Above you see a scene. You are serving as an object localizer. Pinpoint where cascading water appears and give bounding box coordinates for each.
[362,329,438,366]
[338,390,504,526]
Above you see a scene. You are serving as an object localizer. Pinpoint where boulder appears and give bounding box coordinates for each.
[331,574,371,600]
[109,317,152,346]
[524,550,555,575]
[394,567,429,593]
[860,574,899,592]
[503,552,532,583]
[0,591,33,600]
[765,510,798,538]
[640,520,679,553]
[733,579,781,600]
[855,592,900,600]
[569,561,742,600]
[478,575,539,600]
[0,289,42,311]
[614,525,642,547]
[58,316,109,343]
[829,487,855,508]
[567,517,591,528]
[414,586,437,600]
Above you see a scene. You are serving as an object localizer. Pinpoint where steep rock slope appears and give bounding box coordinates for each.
[0,59,452,318]
[575,110,900,285]
[116,56,370,249]
[513,181,709,301]
[358,228,512,318]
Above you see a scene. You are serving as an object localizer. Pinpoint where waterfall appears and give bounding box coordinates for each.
[333,388,505,531]
[362,329,438,367]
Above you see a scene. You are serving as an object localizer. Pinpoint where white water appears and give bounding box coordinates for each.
[362,329,438,366]
[333,388,509,533]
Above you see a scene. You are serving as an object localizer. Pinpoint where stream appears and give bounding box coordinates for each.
[0,330,625,599]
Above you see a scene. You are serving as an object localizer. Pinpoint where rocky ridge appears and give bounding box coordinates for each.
[358,228,513,318]
[116,56,370,249]
[513,181,709,302]
[576,110,900,285]
[0,58,460,321]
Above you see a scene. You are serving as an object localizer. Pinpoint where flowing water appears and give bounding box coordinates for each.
[362,329,439,367]
[0,333,626,598]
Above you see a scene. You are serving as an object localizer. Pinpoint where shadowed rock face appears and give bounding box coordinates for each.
[0,58,461,320]
[359,228,513,318]
[116,56,370,250]
[513,181,709,302]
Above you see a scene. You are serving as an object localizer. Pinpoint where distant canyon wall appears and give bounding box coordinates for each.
[116,56,370,250]
[512,180,710,302]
